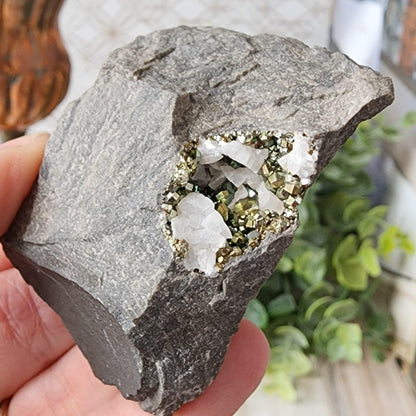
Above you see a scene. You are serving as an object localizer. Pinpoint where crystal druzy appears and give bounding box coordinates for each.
[163,130,316,274]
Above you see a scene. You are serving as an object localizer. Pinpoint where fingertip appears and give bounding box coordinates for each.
[0,133,49,236]
[239,318,271,371]
[0,243,13,271]
[176,318,270,416]
[227,318,270,393]
[0,132,49,149]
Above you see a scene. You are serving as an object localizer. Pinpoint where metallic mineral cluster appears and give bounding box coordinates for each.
[162,130,308,274]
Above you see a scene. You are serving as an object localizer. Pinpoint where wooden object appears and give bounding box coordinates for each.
[400,0,416,78]
[0,0,70,141]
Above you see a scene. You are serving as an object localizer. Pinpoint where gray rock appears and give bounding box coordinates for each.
[2,26,393,415]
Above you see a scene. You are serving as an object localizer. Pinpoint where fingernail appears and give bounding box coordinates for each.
[0,132,49,149]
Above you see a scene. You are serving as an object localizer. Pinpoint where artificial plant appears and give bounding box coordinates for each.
[245,112,416,400]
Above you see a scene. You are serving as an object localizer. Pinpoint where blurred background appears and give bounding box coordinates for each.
[28,0,333,133]
[1,0,416,415]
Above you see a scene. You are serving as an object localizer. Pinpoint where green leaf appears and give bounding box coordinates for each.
[285,238,313,259]
[327,339,363,363]
[400,235,415,255]
[269,347,313,377]
[327,339,346,362]
[263,269,284,293]
[335,257,368,291]
[343,199,370,224]
[336,323,362,344]
[273,325,309,349]
[333,236,369,290]
[359,240,381,277]
[326,323,363,363]
[324,298,358,322]
[357,216,377,239]
[334,147,377,170]
[265,370,297,401]
[333,235,358,267]
[284,350,313,376]
[367,205,388,219]
[371,346,386,363]
[356,119,372,132]
[344,343,363,363]
[403,111,416,127]
[293,248,327,286]
[357,206,388,239]
[320,193,354,229]
[378,226,399,258]
[276,255,293,273]
[297,188,320,232]
[381,126,399,139]
[313,318,340,350]
[305,296,333,322]
[245,299,269,329]
[378,226,415,258]
[300,281,335,310]
[321,163,349,182]
[365,309,391,335]
[267,294,296,318]
[347,171,374,196]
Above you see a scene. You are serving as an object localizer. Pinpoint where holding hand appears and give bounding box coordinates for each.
[0,134,270,416]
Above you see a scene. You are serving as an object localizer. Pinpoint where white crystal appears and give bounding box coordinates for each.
[217,140,268,172]
[218,163,284,214]
[277,132,317,185]
[219,164,255,187]
[256,181,284,213]
[183,246,217,275]
[198,139,223,164]
[229,185,249,209]
[198,138,268,172]
[171,192,231,275]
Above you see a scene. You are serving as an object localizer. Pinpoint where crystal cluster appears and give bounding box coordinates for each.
[162,130,313,274]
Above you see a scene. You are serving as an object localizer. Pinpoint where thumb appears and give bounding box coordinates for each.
[0,133,49,236]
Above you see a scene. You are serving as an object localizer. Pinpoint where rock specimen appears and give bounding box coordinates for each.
[2,26,393,415]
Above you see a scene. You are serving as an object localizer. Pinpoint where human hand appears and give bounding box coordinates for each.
[0,134,270,416]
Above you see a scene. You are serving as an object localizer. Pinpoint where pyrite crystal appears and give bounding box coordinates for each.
[2,27,393,415]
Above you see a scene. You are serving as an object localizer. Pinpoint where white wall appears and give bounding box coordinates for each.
[381,62,416,189]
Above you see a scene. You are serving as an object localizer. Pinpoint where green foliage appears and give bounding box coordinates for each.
[265,326,313,400]
[247,113,416,400]
[378,225,415,257]
[267,294,296,318]
[245,299,269,330]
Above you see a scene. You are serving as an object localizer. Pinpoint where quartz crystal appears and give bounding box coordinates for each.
[171,193,231,274]
[278,132,318,185]
[215,140,269,172]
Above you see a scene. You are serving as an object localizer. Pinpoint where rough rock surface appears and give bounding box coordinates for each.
[2,26,393,415]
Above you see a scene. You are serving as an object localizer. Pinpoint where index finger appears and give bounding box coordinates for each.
[0,244,12,271]
[0,133,49,237]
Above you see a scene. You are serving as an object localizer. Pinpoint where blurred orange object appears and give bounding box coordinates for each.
[400,0,416,79]
[0,0,70,140]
